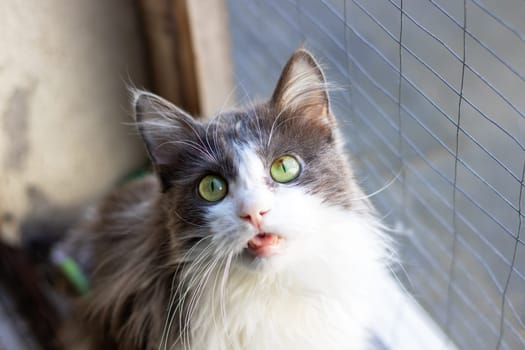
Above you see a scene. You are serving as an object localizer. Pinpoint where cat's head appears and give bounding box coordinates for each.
[133,49,371,273]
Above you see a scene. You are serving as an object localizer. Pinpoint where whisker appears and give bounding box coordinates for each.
[164,241,213,349]
[159,272,178,350]
[266,107,287,149]
[181,254,221,349]
[219,251,233,342]
[209,254,228,342]
[160,238,212,345]
[352,169,403,201]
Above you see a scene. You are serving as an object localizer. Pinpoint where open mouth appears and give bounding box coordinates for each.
[246,233,283,257]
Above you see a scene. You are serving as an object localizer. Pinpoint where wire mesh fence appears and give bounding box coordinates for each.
[226,0,525,349]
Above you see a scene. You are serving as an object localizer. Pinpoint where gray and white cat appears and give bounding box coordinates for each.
[62,49,391,350]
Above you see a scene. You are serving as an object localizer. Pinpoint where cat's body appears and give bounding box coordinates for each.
[62,50,391,350]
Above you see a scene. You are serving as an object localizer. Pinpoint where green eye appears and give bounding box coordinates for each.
[270,155,301,183]
[198,175,227,202]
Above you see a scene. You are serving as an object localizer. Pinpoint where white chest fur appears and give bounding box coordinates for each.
[175,208,388,350]
[188,280,371,350]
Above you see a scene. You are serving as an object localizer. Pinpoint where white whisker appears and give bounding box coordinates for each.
[352,169,403,201]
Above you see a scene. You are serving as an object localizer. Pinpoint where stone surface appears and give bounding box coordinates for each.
[0,0,148,244]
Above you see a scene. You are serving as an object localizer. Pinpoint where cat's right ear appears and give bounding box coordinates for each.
[271,49,334,127]
[132,89,198,190]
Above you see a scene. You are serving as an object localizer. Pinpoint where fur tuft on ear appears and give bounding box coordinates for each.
[271,49,333,124]
[132,89,196,164]
[131,89,201,191]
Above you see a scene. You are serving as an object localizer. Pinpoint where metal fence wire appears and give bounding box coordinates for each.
[226,0,525,349]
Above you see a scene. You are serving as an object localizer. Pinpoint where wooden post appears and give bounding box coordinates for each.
[186,0,235,117]
[137,0,234,118]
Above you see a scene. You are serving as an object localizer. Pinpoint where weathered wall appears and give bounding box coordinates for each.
[0,1,148,244]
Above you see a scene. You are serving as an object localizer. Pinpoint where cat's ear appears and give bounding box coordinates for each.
[132,90,199,189]
[271,49,333,125]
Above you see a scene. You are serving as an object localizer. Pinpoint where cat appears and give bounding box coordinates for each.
[61,49,392,350]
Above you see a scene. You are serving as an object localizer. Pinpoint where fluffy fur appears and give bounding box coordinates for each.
[61,49,391,350]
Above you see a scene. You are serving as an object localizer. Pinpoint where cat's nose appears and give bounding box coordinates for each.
[240,206,270,228]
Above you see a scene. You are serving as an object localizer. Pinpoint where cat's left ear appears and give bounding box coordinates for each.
[271,49,334,125]
[132,89,200,191]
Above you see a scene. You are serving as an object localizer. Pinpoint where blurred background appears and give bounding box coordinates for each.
[1,0,524,349]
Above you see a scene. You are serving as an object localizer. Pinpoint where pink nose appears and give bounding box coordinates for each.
[240,207,270,228]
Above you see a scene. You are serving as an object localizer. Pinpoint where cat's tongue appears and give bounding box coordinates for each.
[247,233,283,257]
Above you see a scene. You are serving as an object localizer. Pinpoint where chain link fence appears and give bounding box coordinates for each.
[226,1,525,349]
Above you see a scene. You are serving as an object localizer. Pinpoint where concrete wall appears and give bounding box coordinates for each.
[0,1,148,244]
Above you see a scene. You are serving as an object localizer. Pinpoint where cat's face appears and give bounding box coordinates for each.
[134,50,361,272]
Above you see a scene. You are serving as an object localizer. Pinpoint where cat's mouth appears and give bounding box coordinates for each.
[246,233,283,257]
